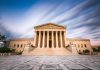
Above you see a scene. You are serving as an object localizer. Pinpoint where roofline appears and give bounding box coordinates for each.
[34,23,66,29]
[66,38,90,41]
[9,38,34,41]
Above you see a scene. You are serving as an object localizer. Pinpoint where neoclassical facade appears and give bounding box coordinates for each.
[34,23,66,48]
[8,23,93,55]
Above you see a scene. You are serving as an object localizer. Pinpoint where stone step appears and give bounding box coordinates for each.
[23,48,76,55]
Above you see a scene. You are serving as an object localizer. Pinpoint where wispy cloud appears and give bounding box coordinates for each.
[0,0,100,45]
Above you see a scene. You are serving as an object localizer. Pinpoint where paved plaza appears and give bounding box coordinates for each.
[0,55,100,70]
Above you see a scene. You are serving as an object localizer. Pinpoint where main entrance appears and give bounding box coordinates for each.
[22,23,74,55]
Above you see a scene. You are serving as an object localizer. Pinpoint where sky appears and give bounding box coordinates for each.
[0,0,100,45]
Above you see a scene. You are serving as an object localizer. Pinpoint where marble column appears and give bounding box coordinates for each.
[47,31,49,48]
[42,31,45,48]
[38,31,41,48]
[52,31,54,48]
[56,31,58,47]
[60,31,63,48]
[64,31,66,47]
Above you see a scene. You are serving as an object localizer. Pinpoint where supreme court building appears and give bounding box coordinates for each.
[8,23,93,55]
[34,23,66,48]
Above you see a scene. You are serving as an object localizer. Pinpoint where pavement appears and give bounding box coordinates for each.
[0,55,100,70]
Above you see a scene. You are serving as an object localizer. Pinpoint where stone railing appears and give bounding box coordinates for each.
[0,53,13,56]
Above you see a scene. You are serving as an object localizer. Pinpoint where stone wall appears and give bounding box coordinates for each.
[66,38,93,53]
[8,38,93,55]
[8,38,34,52]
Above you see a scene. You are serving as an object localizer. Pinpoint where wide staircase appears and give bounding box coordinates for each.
[22,46,78,55]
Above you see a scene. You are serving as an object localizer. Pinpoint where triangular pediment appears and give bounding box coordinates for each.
[34,23,66,29]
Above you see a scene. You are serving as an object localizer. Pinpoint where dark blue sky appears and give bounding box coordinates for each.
[0,0,100,42]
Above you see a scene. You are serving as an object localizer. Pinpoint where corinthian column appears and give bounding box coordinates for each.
[64,31,66,47]
[60,31,63,48]
[47,31,49,48]
[38,31,41,48]
[42,31,45,48]
[52,31,54,48]
[56,31,58,48]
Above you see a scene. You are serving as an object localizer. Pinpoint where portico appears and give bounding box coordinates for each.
[34,23,66,48]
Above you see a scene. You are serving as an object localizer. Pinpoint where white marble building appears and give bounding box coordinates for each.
[8,23,93,55]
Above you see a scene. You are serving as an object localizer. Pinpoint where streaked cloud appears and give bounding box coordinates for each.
[0,0,100,45]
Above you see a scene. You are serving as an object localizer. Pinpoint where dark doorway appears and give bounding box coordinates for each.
[49,40,52,48]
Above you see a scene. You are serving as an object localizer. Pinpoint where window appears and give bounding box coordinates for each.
[84,44,87,48]
[21,44,23,48]
[17,44,19,48]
